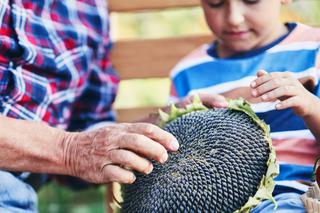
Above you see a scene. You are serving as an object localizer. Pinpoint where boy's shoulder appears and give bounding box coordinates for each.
[280,23,320,44]
[267,22,320,54]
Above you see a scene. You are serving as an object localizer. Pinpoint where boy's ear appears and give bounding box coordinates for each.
[281,0,292,4]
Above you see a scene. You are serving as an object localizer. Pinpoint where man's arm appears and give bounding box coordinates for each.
[0,115,179,184]
[0,115,66,174]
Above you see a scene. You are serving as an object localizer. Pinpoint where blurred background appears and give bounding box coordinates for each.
[113,0,320,110]
[39,1,320,212]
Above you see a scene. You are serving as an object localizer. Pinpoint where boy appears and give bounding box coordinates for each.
[170,0,320,212]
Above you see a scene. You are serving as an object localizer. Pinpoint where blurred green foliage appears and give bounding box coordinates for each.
[287,0,320,25]
[38,182,106,213]
[39,1,320,212]
[110,7,209,40]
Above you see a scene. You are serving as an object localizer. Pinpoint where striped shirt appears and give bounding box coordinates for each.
[0,0,119,131]
[170,23,320,192]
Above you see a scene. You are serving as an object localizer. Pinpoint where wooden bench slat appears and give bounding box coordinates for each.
[110,34,213,80]
[116,106,161,123]
[109,0,200,12]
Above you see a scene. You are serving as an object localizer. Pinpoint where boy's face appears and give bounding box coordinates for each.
[201,0,290,57]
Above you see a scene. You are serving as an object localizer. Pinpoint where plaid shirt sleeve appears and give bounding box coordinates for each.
[0,0,119,131]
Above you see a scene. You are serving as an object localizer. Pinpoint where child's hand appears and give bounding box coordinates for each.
[179,93,228,109]
[250,70,319,117]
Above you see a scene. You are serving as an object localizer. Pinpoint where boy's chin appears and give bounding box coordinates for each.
[224,43,256,54]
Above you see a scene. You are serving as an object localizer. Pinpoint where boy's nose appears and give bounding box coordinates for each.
[227,2,245,27]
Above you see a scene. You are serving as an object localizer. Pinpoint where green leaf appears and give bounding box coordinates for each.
[159,94,207,127]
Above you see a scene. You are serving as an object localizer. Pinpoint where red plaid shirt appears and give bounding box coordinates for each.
[0,0,119,131]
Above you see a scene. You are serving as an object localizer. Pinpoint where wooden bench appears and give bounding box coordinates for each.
[109,0,212,123]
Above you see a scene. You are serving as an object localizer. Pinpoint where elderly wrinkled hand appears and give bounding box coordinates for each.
[60,123,179,184]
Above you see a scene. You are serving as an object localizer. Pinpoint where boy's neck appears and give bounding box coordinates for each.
[217,23,289,58]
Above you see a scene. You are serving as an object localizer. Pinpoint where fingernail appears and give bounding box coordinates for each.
[252,90,257,97]
[160,152,168,164]
[276,103,282,109]
[170,140,180,151]
[251,81,256,87]
[131,175,136,183]
[146,164,153,174]
[262,95,268,100]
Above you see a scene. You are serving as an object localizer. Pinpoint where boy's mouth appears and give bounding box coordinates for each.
[224,30,251,40]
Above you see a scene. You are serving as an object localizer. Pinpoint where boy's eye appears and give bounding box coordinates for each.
[206,0,224,8]
[243,0,260,4]
[205,0,259,8]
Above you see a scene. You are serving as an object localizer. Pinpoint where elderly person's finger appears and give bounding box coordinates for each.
[62,122,179,184]
[124,123,179,152]
[118,133,169,164]
[107,149,153,174]
[102,164,136,184]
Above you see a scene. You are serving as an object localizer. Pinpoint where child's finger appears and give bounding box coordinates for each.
[252,78,292,98]
[251,72,288,89]
[250,70,268,88]
[256,70,268,77]
[210,100,228,108]
[197,93,228,108]
[251,72,270,88]
[275,96,299,110]
[259,85,297,102]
